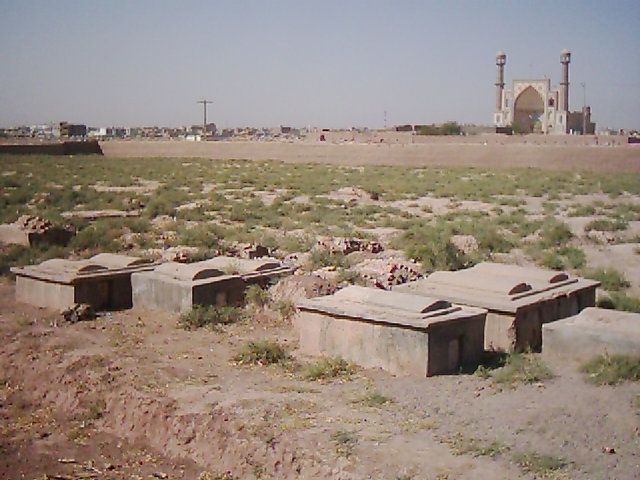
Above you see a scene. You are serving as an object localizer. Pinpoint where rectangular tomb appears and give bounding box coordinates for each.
[131,256,291,313]
[395,262,599,353]
[295,285,487,377]
[11,253,156,311]
[542,307,640,361]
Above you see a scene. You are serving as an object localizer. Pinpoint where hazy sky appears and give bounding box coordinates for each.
[1,1,638,129]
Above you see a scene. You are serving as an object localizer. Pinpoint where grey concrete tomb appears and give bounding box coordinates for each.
[11,253,156,311]
[395,262,599,352]
[295,286,487,377]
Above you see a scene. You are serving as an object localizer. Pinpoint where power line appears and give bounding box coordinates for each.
[197,99,212,140]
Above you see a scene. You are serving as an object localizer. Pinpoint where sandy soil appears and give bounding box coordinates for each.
[1,280,639,480]
[100,139,640,173]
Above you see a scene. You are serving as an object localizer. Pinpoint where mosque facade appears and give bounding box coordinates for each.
[494,50,595,135]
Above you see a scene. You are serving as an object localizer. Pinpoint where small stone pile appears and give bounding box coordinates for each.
[315,237,383,255]
[352,258,423,290]
[13,215,75,246]
[226,242,270,259]
[16,215,54,233]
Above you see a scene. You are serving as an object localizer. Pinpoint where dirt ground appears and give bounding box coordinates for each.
[2,141,639,479]
[1,279,639,480]
[99,139,640,173]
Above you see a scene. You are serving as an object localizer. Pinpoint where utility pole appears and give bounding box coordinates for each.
[197,99,212,140]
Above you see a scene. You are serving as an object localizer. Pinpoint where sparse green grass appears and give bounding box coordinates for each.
[2,154,639,299]
[232,340,291,367]
[273,298,298,322]
[178,304,246,330]
[512,451,567,477]
[302,356,356,382]
[596,292,640,313]
[583,267,630,291]
[353,389,393,407]
[580,354,640,385]
[330,430,358,458]
[584,218,628,232]
[244,284,271,310]
[446,433,509,458]
[490,353,554,388]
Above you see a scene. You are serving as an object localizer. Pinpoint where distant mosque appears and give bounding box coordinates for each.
[494,50,595,135]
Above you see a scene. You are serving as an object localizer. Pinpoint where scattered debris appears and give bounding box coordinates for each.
[315,237,383,255]
[226,242,270,259]
[61,303,96,323]
[0,215,75,246]
[351,258,423,290]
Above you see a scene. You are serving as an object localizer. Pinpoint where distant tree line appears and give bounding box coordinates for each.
[415,122,462,136]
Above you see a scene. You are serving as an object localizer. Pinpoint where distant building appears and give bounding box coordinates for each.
[59,121,87,138]
[493,50,595,134]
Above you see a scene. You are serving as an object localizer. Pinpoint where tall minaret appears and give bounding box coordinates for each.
[560,49,571,112]
[495,52,506,111]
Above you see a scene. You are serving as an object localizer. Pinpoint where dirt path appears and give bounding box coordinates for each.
[1,281,638,480]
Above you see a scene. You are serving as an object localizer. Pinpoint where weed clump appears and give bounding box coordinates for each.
[583,268,630,291]
[596,292,640,313]
[580,354,640,385]
[446,433,509,458]
[330,430,358,458]
[244,284,271,310]
[233,340,291,367]
[512,451,567,476]
[302,356,356,382]
[353,389,393,407]
[487,353,553,388]
[178,304,245,330]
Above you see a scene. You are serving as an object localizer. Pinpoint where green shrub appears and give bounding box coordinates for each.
[580,354,640,385]
[596,293,640,313]
[353,390,393,407]
[540,250,565,271]
[309,250,347,269]
[244,284,271,310]
[178,304,245,330]
[512,451,567,476]
[539,217,572,248]
[583,267,630,291]
[233,340,290,366]
[558,245,586,269]
[446,433,509,458]
[273,299,298,322]
[491,353,553,388]
[584,218,628,232]
[302,356,355,381]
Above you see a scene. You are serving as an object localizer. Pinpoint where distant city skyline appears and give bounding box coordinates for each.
[1,1,638,130]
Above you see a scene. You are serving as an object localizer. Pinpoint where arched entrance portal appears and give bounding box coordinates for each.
[514,86,544,133]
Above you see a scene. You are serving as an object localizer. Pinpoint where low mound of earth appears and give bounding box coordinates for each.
[1,281,638,479]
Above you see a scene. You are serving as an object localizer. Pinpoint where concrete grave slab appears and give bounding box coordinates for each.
[295,285,487,377]
[395,262,599,352]
[11,254,156,311]
[132,256,291,313]
[542,307,640,361]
